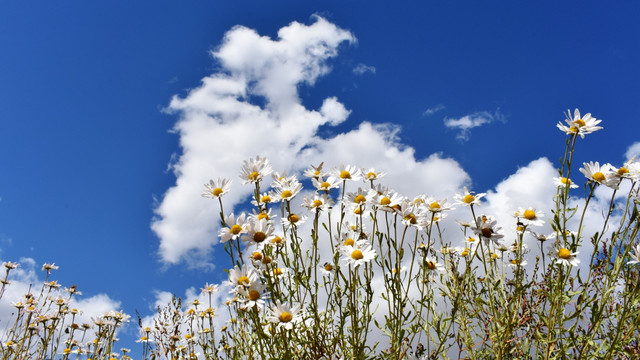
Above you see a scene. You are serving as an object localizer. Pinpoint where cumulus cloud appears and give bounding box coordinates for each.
[443,109,506,141]
[152,16,471,266]
[353,63,376,75]
[625,141,640,161]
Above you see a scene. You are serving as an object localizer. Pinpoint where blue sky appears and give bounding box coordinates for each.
[1,0,639,354]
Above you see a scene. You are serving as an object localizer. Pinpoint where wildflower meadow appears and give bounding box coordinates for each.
[1,109,639,359]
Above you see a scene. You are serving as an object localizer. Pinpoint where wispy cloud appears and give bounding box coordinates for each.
[353,63,376,75]
[625,141,640,161]
[443,109,506,141]
[422,104,445,116]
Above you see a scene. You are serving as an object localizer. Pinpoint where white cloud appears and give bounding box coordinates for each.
[422,104,445,116]
[443,109,506,141]
[353,63,376,75]
[625,141,640,161]
[152,16,471,266]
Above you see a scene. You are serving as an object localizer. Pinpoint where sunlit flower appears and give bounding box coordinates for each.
[312,176,341,192]
[239,156,273,184]
[612,159,640,182]
[42,263,59,272]
[627,244,640,265]
[248,208,276,223]
[400,204,426,228]
[3,261,18,270]
[271,178,303,202]
[362,168,386,182]
[226,264,259,289]
[370,188,404,212]
[238,282,267,309]
[303,162,326,179]
[202,178,232,199]
[424,197,454,213]
[557,108,602,138]
[268,301,302,330]
[281,212,307,228]
[552,176,579,189]
[201,283,219,294]
[339,242,376,268]
[508,258,528,268]
[251,192,277,207]
[471,216,504,245]
[301,193,334,212]
[219,213,247,243]
[454,187,486,206]
[580,161,617,188]
[334,164,362,181]
[515,207,545,226]
[551,247,580,267]
[241,219,274,246]
[319,262,335,276]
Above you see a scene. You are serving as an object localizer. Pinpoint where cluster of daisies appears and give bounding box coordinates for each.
[0,261,132,359]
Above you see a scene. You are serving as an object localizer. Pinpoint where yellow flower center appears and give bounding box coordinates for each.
[324,264,334,271]
[367,171,376,179]
[461,249,469,257]
[491,253,499,259]
[618,167,629,175]
[430,202,441,210]
[569,126,579,133]
[404,214,417,224]
[467,237,476,243]
[340,170,351,179]
[257,212,269,220]
[354,194,366,203]
[592,172,606,182]
[463,194,475,203]
[574,119,586,127]
[237,276,250,285]
[252,252,262,261]
[279,312,293,323]
[351,250,364,260]
[313,199,323,207]
[281,190,293,199]
[261,195,271,203]
[248,290,260,301]
[314,170,320,176]
[353,206,363,215]
[272,236,283,244]
[212,187,223,196]
[426,261,437,270]
[560,177,571,185]
[253,232,266,242]
[344,238,355,246]
[558,248,572,259]
[262,256,272,264]
[511,259,518,265]
[288,214,299,223]
[320,181,331,189]
[230,224,243,234]
[380,197,391,205]
[249,171,260,181]
[273,268,283,276]
[522,209,536,220]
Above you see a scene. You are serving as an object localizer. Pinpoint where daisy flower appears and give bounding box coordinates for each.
[528,231,556,243]
[239,156,273,184]
[42,263,59,272]
[370,188,404,212]
[553,176,579,189]
[271,181,303,202]
[579,161,617,188]
[226,264,259,289]
[301,193,334,212]
[339,242,376,268]
[454,187,486,206]
[281,213,307,228]
[268,301,302,330]
[248,208,276,223]
[557,108,602,138]
[346,187,371,206]
[237,282,267,309]
[612,160,640,182]
[303,162,325,179]
[312,176,341,192]
[508,258,528,268]
[202,178,232,199]
[219,213,247,243]
[424,197,454,213]
[334,164,362,181]
[241,219,274,247]
[362,168,386,182]
[201,283,219,295]
[627,244,640,265]
[515,207,545,227]
[471,215,504,245]
[423,256,445,274]
[400,205,425,228]
[251,192,276,207]
[319,262,335,276]
[551,247,580,267]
